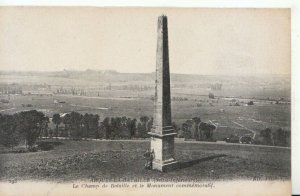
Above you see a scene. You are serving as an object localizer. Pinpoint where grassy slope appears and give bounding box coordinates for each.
[0,140,290,182]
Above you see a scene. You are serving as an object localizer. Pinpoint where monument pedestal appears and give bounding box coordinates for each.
[152,159,178,172]
[149,127,178,172]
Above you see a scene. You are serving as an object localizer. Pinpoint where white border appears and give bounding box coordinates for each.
[0,0,293,8]
[0,0,299,194]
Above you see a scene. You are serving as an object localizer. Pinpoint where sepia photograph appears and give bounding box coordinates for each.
[0,2,297,195]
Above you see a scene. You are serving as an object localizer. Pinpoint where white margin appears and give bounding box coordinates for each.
[0,0,299,194]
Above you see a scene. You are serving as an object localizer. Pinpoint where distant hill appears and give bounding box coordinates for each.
[0,69,290,83]
[0,70,291,100]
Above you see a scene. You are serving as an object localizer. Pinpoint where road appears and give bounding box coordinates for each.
[0,108,15,112]
[41,137,290,150]
[232,120,256,139]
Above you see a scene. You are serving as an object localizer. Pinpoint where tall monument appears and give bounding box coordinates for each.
[148,15,177,172]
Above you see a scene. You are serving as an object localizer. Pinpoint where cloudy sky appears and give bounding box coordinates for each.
[0,7,290,75]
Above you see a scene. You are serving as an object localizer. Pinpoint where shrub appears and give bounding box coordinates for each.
[29,146,39,152]
[37,142,54,151]
[247,101,254,105]
[11,147,28,153]
[208,93,215,99]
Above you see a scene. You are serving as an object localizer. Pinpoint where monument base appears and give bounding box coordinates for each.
[152,159,178,172]
[148,131,177,172]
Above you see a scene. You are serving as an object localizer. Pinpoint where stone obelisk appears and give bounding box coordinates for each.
[148,15,177,172]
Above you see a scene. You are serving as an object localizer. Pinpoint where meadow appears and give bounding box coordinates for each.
[0,92,291,141]
[0,72,291,182]
[0,139,291,182]
[0,90,290,144]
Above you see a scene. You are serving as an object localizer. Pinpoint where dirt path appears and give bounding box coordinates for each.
[0,107,15,112]
[41,137,290,150]
[56,94,139,101]
[231,120,256,139]
[69,104,108,110]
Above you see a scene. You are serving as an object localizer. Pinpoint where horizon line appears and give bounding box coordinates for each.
[0,69,290,76]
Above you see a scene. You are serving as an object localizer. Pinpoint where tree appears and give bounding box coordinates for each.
[192,117,201,140]
[17,110,47,148]
[260,128,273,145]
[147,117,153,135]
[273,128,289,146]
[247,101,254,105]
[208,93,215,99]
[52,114,61,138]
[82,113,90,139]
[127,118,137,138]
[62,113,71,137]
[102,117,111,139]
[69,112,83,139]
[97,122,106,139]
[140,116,149,124]
[199,122,215,141]
[91,114,99,139]
[119,116,130,138]
[111,117,122,139]
[172,121,179,134]
[138,116,150,138]
[41,116,49,138]
[137,122,143,137]
[0,114,21,149]
[182,120,193,139]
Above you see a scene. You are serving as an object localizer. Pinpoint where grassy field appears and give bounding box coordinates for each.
[0,73,291,142]
[0,93,291,141]
[0,139,290,182]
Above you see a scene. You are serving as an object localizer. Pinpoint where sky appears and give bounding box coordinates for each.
[0,7,290,75]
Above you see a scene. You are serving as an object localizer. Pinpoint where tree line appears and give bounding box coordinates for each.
[50,113,215,141]
[177,117,216,141]
[259,127,290,147]
[0,110,156,150]
[49,112,153,140]
[0,110,216,150]
[1,110,289,150]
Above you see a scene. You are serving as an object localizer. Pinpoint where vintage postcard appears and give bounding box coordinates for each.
[0,3,295,196]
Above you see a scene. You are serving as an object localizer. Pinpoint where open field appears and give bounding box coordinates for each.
[0,139,290,182]
[0,73,291,183]
[0,93,291,140]
[0,72,291,100]
[0,72,291,142]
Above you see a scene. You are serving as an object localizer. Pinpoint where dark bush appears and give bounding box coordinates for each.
[37,142,54,151]
[51,141,63,146]
[11,148,28,153]
[225,135,239,143]
[252,139,262,145]
[29,146,39,152]
[247,101,254,105]
[234,102,240,106]
[208,93,215,99]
